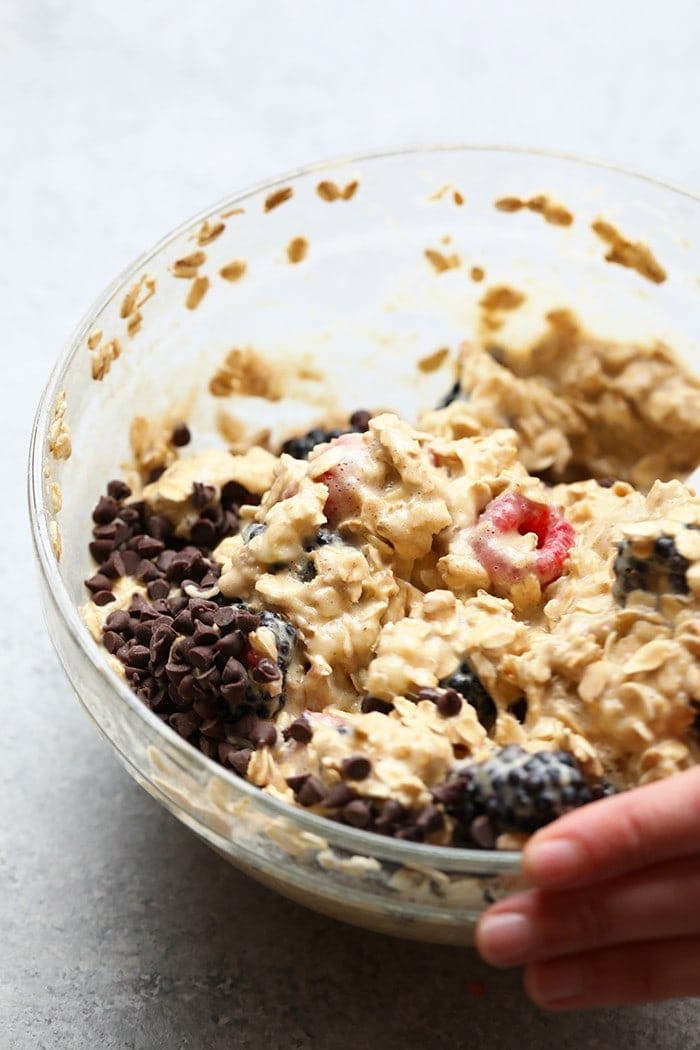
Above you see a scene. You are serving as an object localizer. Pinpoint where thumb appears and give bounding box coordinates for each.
[522,764,700,890]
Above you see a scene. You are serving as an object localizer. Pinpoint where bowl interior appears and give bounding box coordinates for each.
[30,147,700,898]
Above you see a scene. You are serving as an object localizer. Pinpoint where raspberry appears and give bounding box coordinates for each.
[309,433,367,524]
[470,491,575,593]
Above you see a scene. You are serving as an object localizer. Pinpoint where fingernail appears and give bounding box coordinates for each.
[525,839,583,885]
[478,912,535,965]
[529,958,583,1006]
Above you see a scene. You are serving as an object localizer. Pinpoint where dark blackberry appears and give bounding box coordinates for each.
[242,522,266,543]
[613,533,690,605]
[258,609,297,671]
[436,380,468,409]
[297,528,343,581]
[439,660,497,731]
[435,745,610,842]
[302,528,340,552]
[280,411,372,460]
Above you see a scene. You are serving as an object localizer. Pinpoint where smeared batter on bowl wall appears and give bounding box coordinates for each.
[81,337,700,851]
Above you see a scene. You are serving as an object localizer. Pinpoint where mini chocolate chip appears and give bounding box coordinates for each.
[297,776,325,806]
[322,782,355,808]
[416,804,444,834]
[221,681,246,705]
[150,625,176,663]
[166,594,189,616]
[146,514,174,541]
[215,632,244,658]
[374,799,407,832]
[597,476,617,488]
[121,550,141,576]
[172,609,195,634]
[286,773,311,793]
[234,610,260,633]
[350,409,371,431]
[188,645,215,671]
[111,520,131,545]
[222,658,246,684]
[192,696,218,720]
[253,658,282,683]
[221,481,254,510]
[92,496,120,524]
[360,695,394,715]
[136,536,165,558]
[169,711,200,739]
[213,606,237,628]
[107,479,131,500]
[178,674,197,702]
[342,754,372,780]
[199,736,219,760]
[93,590,117,606]
[192,482,216,509]
[193,623,218,646]
[470,815,497,849]
[147,578,170,600]
[148,465,166,483]
[172,423,191,447]
[85,573,112,594]
[105,609,132,632]
[229,748,252,776]
[283,717,313,743]
[250,721,277,749]
[199,717,226,740]
[342,800,372,828]
[119,504,142,526]
[127,645,151,669]
[89,539,116,563]
[92,522,119,540]
[102,631,123,654]
[190,518,217,549]
[137,560,162,583]
[165,661,190,685]
[394,826,422,842]
[435,689,462,718]
[189,599,219,620]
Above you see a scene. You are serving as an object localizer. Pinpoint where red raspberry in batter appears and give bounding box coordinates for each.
[470,491,575,594]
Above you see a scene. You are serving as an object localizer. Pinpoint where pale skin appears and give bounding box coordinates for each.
[475,765,700,1010]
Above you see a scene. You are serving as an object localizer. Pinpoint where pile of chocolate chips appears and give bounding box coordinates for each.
[285,752,445,843]
[102,594,290,775]
[85,474,255,606]
[84,458,298,774]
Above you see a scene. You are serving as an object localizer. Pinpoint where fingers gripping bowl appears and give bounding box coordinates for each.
[30,148,700,944]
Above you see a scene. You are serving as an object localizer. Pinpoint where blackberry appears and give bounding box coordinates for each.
[613,533,691,605]
[297,528,343,581]
[258,609,297,671]
[439,660,497,731]
[280,411,372,460]
[436,380,468,409]
[242,522,266,543]
[435,745,610,843]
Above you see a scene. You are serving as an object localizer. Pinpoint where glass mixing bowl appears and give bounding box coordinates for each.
[29,147,700,944]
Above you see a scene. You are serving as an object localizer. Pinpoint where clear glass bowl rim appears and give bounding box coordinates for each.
[28,144,700,875]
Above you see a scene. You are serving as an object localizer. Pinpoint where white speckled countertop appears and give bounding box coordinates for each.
[3,1,700,1045]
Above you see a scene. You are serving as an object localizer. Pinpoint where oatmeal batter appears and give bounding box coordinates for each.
[82,339,700,849]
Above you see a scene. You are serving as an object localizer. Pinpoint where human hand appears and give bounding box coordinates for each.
[475,765,700,1010]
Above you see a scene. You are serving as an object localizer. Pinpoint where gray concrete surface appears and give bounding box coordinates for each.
[3,2,700,1046]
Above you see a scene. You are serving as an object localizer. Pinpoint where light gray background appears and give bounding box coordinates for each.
[3,2,700,1047]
